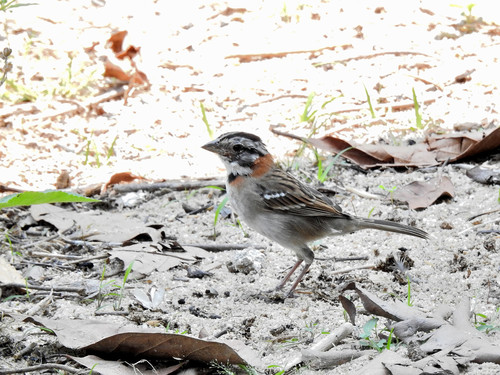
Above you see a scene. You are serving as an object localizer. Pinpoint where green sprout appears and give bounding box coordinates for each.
[379,184,398,205]
[364,84,376,118]
[200,102,214,139]
[412,88,423,129]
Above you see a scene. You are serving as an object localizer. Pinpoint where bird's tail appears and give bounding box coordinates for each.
[353,217,428,239]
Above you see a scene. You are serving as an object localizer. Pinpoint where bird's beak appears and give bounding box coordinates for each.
[201,139,219,154]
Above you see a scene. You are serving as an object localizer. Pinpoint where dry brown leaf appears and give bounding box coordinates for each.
[338,295,356,325]
[55,170,71,189]
[427,127,500,162]
[102,171,145,192]
[129,70,148,85]
[107,30,127,53]
[466,166,500,184]
[277,127,500,168]
[85,332,246,364]
[103,60,131,81]
[392,176,455,209]
[21,316,249,366]
[116,45,140,60]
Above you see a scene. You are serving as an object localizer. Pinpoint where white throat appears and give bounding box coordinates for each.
[223,160,253,176]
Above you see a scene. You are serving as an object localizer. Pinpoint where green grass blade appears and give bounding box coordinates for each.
[214,196,229,227]
[0,191,99,209]
[200,102,214,139]
[319,146,353,182]
[106,135,118,160]
[412,88,422,129]
[300,92,316,122]
[364,84,376,118]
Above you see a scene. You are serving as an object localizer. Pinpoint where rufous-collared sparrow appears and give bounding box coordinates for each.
[202,132,428,297]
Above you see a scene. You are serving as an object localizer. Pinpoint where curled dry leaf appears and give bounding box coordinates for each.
[84,332,247,364]
[275,127,500,169]
[392,176,455,209]
[116,45,140,60]
[104,60,131,81]
[466,166,500,185]
[107,30,128,53]
[20,316,249,370]
[103,171,145,192]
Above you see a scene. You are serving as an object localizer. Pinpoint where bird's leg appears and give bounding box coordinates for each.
[275,259,303,290]
[286,263,311,298]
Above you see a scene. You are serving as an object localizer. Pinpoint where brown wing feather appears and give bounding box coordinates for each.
[257,169,347,218]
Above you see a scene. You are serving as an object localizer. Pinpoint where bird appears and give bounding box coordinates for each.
[202,132,428,297]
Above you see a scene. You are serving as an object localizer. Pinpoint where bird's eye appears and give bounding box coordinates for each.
[232,144,244,152]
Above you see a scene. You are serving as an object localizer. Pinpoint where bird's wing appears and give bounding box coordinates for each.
[256,169,346,217]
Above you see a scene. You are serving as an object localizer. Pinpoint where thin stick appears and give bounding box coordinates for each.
[284,322,354,371]
[63,253,110,265]
[110,179,224,193]
[458,218,500,235]
[0,283,85,294]
[330,264,376,275]
[0,363,81,374]
[181,243,265,251]
[21,234,60,249]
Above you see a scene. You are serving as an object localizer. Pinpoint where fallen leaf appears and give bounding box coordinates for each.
[392,176,455,209]
[338,295,356,325]
[104,60,131,81]
[466,166,500,184]
[116,45,140,60]
[20,316,251,366]
[107,31,127,53]
[85,332,246,364]
[274,127,500,168]
[55,170,71,189]
[103,172,145,192]
[0,256,25,285]
[427,127,500,163]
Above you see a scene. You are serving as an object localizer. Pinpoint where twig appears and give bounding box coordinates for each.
[181,243,265,251]
[468,208,500,221]
[0,363,82,374]
[21,234,60,249]
[344,186,385,200]
[25,291,53,316]
[319,51,432,67]
[302,349,374,369]
[0,283,85,294]
[12,342,36,360]
[330,264,376,276]
[63,253,110,265]
[315,255,369,262]
[458,218,500,235]
[226,44,351,63]
[407,74,443,91]
[29,252,82,259]
[110,179,224,193]
[0,185,25,193]
[94,310,129,316]
[284,322,354,371]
